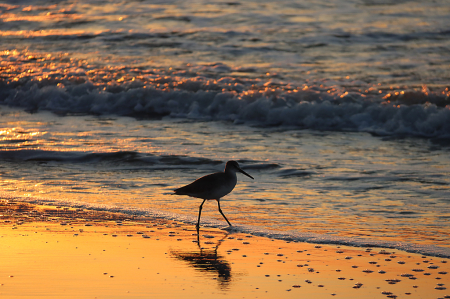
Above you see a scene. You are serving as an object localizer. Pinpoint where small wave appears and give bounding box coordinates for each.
[278,168,315,178]
[326,176,362,181]
[2,193,449,258]
[0,149,149,164]
[0,149,222,167]
[0,150,279,171]
[243,163,280,170]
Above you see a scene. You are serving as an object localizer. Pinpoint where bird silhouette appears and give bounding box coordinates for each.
[174,161,254,228]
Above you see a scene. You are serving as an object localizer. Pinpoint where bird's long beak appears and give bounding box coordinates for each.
[238,167,254,180]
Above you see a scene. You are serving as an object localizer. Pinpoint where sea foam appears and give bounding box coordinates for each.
[2,79,450,138]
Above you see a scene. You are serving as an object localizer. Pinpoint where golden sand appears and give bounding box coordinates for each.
[0,201,449,299]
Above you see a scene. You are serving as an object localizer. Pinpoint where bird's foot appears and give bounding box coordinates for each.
[223,225,237,232]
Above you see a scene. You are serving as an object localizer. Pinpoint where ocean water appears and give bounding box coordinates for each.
[1,0,450,256]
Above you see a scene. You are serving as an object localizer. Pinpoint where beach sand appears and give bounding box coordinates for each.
[0,200,448,299]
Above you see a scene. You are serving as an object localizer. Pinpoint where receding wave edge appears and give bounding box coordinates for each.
[2,192,449,258]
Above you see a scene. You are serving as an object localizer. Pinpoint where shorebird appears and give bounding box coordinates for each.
[174,161,254,228]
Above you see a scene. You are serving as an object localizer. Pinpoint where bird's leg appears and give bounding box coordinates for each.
[216,199,232,226]
[196,199,206,229]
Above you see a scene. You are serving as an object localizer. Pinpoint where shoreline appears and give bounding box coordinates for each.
[1,200,449,298]
[3,195,450,259]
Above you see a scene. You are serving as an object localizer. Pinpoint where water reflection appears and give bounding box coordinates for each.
[170,232,231,289]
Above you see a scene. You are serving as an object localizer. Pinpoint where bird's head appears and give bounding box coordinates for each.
[225,161,254,180]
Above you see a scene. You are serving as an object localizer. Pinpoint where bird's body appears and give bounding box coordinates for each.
[174,161,254,228]
[174,170,238,200]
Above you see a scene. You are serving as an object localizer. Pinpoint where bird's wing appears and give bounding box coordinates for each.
[174,172,223,198]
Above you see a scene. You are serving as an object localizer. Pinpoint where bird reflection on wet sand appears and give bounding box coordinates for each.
[170,233,231,289]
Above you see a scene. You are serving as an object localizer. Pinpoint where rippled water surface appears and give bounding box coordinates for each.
[1,0,450,250]
[2,0,449,87]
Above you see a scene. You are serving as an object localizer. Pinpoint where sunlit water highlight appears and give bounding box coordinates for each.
[1,0,449,253]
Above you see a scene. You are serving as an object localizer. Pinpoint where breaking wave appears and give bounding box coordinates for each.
[1,51,449,138]
[2,79,450,138]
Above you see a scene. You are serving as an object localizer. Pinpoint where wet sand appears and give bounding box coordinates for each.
[0,200,449,299]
